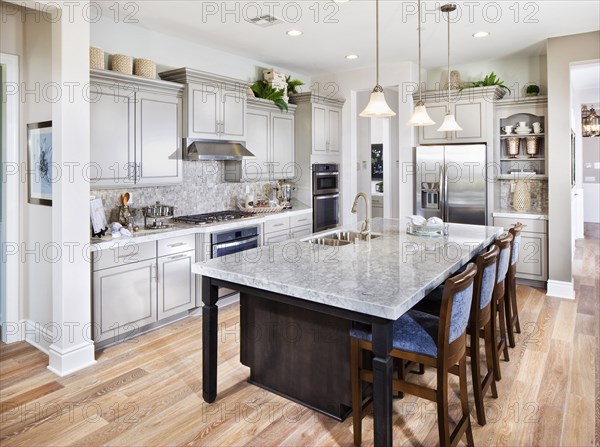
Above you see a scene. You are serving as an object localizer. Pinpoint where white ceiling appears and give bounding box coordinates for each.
[571,62,600,90]
[106,1,600,76]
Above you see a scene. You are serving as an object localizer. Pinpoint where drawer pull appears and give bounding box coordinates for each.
[167,242,187,248]
[167,254,187,260]
[296,218,307,223]
[273,223,284,228]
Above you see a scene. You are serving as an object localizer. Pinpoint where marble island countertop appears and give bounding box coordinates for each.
[192,218,503,320]
[90,201,312,251]
[492,209,548,220]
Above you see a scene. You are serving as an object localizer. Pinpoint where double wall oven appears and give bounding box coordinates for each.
[312,163,340,232]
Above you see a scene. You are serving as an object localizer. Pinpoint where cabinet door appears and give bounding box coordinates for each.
[244,109,271,181]
[327,107,341,153]
[90,85,136,187]
[312,104,328,153]
[189,82,219,138]
[136,92,182,185]
[92,259,157,343]
[264,229,290,245]
[454,101,484,141]
[419,104,449,144]
[290,224,312,240]
[271,113,295,179]
[516,232,548,281]
[221,89,246,140]
[157,251,196,320]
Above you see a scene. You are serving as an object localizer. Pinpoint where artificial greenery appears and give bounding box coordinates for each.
[460,71,511,95]
[251,80,288,111]
[285,75,305,95]
[526,84,540,96]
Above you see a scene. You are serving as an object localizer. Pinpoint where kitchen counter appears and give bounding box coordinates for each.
[492,209,548,220]
[90,201,312,251]
[193,218,502,321]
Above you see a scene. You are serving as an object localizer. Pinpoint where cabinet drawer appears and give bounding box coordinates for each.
[290,224,312,240]
[264,229,290,245]
[290,212,312,228]
[158,234,196,257]
[493,217,547,234]
[264,216,290,234]
[92,241,157,272]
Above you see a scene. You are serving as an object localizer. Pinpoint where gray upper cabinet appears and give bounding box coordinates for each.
[416,86,505,145]
[90,69,183,188]
[159,68,247,141]
[289,92,345,157]
[89,85,136,187]
[136,91,182,185]
[224,98,296,182]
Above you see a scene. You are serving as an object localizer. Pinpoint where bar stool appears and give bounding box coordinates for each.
[350,264,477,447]
[491,232,513,381]
[505,223,524,348]
[405,246,500,426]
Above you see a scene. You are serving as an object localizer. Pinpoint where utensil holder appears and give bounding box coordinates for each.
[512,181,531,212]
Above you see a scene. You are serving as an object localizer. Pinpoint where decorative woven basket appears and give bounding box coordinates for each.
[134,58,156,79]
[512,181,531,212]
[111,54,133,75]
[90,47,104,69]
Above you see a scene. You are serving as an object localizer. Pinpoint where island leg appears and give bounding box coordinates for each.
[202,277,219,403]
[371,320,394,447]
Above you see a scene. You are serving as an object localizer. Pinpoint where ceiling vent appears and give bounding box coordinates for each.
[249,15,282,27]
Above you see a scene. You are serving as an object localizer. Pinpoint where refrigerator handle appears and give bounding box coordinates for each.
[439,165,445,220]
[443,165,449,222]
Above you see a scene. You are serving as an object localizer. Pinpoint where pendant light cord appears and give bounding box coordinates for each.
[376,0,380,87]
[447,6,451,106]
[418,0,422,103]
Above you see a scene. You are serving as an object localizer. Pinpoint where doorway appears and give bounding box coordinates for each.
[1,53,21,343]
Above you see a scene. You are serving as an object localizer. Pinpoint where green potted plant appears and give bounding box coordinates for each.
[460,71,511,95]
[250,80,288,111]
[285,75,304,95]
[526,84,540,97]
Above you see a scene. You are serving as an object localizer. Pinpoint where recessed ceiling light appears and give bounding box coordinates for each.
[287,30,303,37]
[346,54,359,60]
[473,31,490,38]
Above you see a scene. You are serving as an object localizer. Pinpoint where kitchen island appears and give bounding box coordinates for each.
[192,218,503,446]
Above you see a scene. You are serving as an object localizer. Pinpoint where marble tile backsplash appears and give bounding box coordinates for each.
[91,161,273,224]
[498,179,548,213]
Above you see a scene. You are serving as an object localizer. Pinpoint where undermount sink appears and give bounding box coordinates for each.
[303,230,381,247]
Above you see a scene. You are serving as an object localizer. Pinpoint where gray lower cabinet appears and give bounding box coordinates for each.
[263,211,313,244]
[493,216,548,283]
[92,235,196,345]
[157,250,196,320]
[92,258,158,344]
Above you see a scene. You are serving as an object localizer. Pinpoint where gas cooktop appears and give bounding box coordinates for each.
[174,211,252,226]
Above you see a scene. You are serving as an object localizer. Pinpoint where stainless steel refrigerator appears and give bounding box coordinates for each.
[414,144,487,225]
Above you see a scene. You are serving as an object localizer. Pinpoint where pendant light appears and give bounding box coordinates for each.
[437,4,462,132]
[360,0,396,118]
[406,0,435,126]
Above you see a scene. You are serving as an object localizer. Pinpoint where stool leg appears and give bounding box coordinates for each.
[497,292,510,362]
[504,284,516,348]
[469,326,486,426]
[350,338,362,446]
[490,292,502,381]
[484,322,499,399]
[459,356,475,447]
[436,368,451,447]
[511,272,521,334]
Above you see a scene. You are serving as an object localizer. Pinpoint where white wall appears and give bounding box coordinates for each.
[427,54,547,99]
[313,62,417,224]
[91,17,310,86]
[546,31,600,296]
[1,2,54,342]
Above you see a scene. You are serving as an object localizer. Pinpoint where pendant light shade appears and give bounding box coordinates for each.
[438,112,463,131]
[360,86,397,118]
[360,0,396,118]
[407,0,435,126]
[437,4,461,132]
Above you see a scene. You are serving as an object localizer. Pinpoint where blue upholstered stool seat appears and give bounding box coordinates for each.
[349,310,439,358]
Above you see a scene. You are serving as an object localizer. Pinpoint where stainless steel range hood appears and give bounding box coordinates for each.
[185,139,255,161]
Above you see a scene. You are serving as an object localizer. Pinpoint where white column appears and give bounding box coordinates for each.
[48,2,96,376]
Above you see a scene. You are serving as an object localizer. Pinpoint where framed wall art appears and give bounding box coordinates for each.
[27,121,53,206]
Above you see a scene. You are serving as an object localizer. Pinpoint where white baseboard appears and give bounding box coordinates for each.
[48,341,96,377]
[23,320,53,354]
[1,320,24,344]
[546,280,575,300]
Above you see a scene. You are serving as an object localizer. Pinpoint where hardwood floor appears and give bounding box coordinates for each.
[1,233,598,446]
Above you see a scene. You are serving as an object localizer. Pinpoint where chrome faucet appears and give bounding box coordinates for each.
[351,192,370,235]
